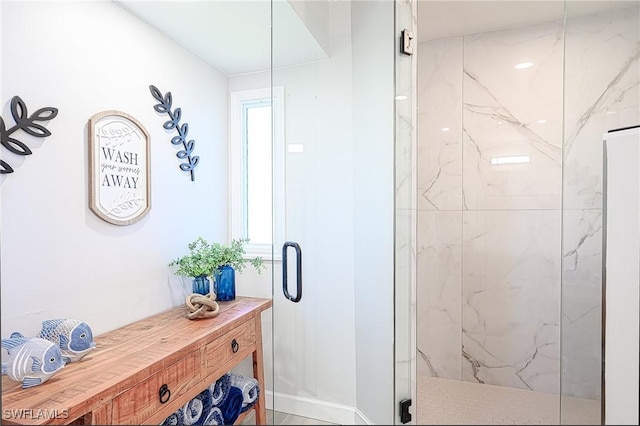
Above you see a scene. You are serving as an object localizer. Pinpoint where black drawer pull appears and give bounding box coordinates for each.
[159,384,171,404]
[231,338,239,353]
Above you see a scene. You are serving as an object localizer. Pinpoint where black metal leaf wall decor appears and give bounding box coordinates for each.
[0,96,59,174]
[149,85,199,181]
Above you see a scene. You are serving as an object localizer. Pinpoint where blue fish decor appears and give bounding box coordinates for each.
[38,319,96,363]
[1,332,66,388]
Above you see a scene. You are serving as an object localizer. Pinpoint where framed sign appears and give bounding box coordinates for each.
[88,110,151,226]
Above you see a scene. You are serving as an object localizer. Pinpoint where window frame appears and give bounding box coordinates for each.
[229,86,285,261]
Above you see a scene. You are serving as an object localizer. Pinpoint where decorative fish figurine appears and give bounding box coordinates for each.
[38,319,96,363]
[1,332,66,388]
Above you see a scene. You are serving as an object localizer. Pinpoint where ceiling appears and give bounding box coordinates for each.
[417,0,638,41]
[116,0,636,74]
[115,0,328,76]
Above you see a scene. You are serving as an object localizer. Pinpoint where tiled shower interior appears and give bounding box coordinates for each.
[416,3,639,424]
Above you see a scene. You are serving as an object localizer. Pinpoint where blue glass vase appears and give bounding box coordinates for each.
[214,265,235,301]
[192,275,210,295]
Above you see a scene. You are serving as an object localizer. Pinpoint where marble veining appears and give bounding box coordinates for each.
[563,5,640,210]
[417,37,463,212]
[561,209,603,400]
[462,21,563,210]
[461,210,561,394]
[463,69,561,164]
[418,347,438,377]
[563,210,602,274]
[564,48,640,159]
[416,211,462,380]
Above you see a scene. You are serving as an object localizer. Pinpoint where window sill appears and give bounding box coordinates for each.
[244,244,281,263]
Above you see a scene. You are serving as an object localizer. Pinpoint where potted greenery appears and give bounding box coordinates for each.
[169,237,264,300]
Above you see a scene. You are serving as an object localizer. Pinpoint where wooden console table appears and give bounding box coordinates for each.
[1,296,272,425]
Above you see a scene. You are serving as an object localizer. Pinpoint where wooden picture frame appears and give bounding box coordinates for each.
[88,110,151,226]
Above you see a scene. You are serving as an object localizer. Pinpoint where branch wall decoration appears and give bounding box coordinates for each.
[0,96,59,174]
[149,85,199,181]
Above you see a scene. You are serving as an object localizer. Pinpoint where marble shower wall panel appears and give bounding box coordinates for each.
[561,209,603,400]
[560,4,639,401]
[461,210,561,394]
[417,37,463,211]
[563,5,640,210]
[462,22,563,211]
[416,210,462,380]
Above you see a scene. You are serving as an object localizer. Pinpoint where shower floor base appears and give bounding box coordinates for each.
[417,376,600,425]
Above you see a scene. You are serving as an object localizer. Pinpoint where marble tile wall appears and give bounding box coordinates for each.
[461,210,561,395]
[416,4,639,400]
[416,210,462,379]
[416,35,463,382]
[462,21,563,211]
[561,3,639,401]
[563,4,640,211]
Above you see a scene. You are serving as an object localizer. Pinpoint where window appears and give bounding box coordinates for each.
[229,87,284,260]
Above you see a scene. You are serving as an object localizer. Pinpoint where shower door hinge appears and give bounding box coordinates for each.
[401,29,414,55]
[399,398,412,424]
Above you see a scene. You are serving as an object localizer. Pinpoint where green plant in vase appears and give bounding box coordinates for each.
[169,237,264,300]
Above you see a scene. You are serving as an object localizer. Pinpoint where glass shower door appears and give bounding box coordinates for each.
[270,1,397,424]
[413,1,639,425]
[394,0,417,423]
[269,2,356,423]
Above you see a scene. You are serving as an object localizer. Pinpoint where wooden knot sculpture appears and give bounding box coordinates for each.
[185,293,220,320]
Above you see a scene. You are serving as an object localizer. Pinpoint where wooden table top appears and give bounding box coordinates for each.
[1,296,272,425]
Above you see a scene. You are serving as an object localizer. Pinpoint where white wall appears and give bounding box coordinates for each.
[352,1,395,424]
[1,1,229,340]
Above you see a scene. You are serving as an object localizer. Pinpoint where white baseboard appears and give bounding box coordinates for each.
[354,407,374,425]
[265,391,373,425]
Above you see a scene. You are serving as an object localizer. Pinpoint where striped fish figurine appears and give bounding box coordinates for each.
[1,332,66,388]
[38,319,96,363]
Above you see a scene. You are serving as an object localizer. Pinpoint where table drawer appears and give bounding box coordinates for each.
[111,351,201,424]
[206,318,256,374]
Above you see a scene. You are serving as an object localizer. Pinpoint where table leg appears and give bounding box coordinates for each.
[252,315,267,425]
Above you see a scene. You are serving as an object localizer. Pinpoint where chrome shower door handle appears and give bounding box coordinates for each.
[282,241,302,303]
